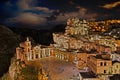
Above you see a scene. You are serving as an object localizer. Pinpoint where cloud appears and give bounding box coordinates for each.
[78,7,97,20]
[34,7,54,13]
[54,6,97,23]
[17,0,54,13]
[77,6,87,17]
[5,0,58,28]
[17,0,54,16]
[4,0,98,28]
[17,0,33,10]
[55,12,78,23]
[9,12,47,26]
[6,0,55,27]
[100,1,120,9]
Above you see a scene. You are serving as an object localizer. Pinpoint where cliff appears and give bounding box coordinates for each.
[1,58,38,80]
[0,25,39,80]
[0,25,20,77]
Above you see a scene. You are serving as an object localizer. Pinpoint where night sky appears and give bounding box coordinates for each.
[0,0,120,29]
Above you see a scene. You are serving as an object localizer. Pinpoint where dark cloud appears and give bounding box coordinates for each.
[9,12,47,26]
[0,0,120,29]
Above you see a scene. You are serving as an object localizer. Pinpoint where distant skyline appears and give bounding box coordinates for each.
[0,0,120,29]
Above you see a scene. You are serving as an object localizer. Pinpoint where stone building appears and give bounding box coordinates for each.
[111,61,120,74]
[76,53,87,69]
[87,54,112,75]
[111,53,120,61]
[53,48,69,61]
[95,45,112,54]
[15,17,120,80]
[65,18,89,35]
[53,33,84,49]
[98,38,118,51]
[27,45,53,61]
[16,37,32,61]
[16,37,54,61]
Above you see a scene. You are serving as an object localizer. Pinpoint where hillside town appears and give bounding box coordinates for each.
[16,18,120,80]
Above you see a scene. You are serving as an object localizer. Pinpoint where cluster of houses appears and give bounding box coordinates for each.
[16,18,120,80]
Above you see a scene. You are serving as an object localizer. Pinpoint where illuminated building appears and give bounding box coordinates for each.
[87,54,112,75]
[111,61,120,74]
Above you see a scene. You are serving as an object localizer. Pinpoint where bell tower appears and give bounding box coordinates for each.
[24,37,31,54]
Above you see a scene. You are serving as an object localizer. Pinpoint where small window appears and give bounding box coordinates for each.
[28,43,30,46]
[116,65,118,68]
[100,62,103,66]
[104,62,106,66]
[28,48,30,52]
[32,54,34,59]
[104,70,106,74]
[36,54,38,58]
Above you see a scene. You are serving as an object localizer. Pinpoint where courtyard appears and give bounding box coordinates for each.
[28,57,80,80]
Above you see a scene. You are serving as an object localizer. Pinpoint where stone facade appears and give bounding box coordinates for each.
[16,37,53,61]
[15,17,120,80]
[53,32,113,55]
[111,53,120,61]
[87,55,112,75]
[111,61,120,74]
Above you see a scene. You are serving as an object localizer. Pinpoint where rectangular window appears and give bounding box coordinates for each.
[32,54,33,59]
[28,43,29,46]
[36,54,38,58]
[28,48,30,52]
[104,62,106,66]
[116,65,118,68]
[100,62,103,66]
[104,70,106,74]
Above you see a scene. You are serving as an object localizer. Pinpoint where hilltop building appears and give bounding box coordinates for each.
[16,17,120,80]
[16,37,54,61]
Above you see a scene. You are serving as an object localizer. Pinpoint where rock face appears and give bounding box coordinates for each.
[1,58,38,80]
[0,25,19,77]
[9,59,23,80]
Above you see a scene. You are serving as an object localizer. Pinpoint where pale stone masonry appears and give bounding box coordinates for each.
[16,37,54,61]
